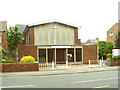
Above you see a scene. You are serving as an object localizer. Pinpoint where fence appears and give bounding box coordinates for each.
[39,60,68,70]
[88,59,105,67]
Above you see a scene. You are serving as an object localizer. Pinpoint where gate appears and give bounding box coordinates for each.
[39,61,52,70]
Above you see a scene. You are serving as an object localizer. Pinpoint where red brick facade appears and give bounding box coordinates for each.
[23,27,34,45]
[29,27,34,45]
[107,23,120,44]
[17,46,37,61]
[110,60,120,66]
[2,63,39,72]
[74,28,81,45]
[0,31,7,53]
[83,45,97,64]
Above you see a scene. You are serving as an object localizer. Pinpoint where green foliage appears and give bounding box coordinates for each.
[20,56,35,63]
[115,31,120,47]
[6,26,23,59]
[110,55,120,61]
[106,42,113,53]
[0,47,2,63]
[106,53,112,59]
[97,41,107,59]
[2,59,17,63]
[2,52,6,59]
[97,41,113,59]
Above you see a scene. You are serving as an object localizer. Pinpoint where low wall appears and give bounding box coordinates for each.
[110,60,120,66]
[2,63,39,72]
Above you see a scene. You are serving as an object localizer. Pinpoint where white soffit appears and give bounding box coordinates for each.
[51,46,71,48]
[28,20,81,29]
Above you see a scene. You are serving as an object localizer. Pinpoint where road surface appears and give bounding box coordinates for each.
[2,70,119,88]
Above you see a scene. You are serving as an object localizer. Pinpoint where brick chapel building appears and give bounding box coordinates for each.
[17,21,98,64]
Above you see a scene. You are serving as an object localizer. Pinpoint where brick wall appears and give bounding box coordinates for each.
[110,60,120,66]
[17,46,37,62]
[29,27,34,45]
[83,45,97,64]
[23,27,34,45]
[107,23,119,44]
[2,63,39,72]
[2,32,7,51]
[74,28,81,45]
[0,31,7,53]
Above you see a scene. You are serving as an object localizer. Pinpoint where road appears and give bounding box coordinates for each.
[1,71,119,88]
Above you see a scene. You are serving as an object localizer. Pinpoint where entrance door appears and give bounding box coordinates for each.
[48,49,54,63]
[68,48,74,62]
[56,49,66,64]
[39,49,46,63]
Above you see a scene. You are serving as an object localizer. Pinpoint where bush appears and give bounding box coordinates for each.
[2,53,6,59]
[2,59,17,63]
[20,56,35,63]
[107,53,112,59]
[0,47,2,62]
[110,55,120,61]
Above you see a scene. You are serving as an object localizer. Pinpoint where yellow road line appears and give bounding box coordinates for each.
[93,86,109,88]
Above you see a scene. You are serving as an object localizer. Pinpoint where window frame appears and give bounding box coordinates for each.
[0,35,2,44]
[109,32,113,37]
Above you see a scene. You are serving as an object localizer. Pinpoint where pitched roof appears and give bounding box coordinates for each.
[88,39,98,43]
[0,21,7,31]
[28,20,81,28]
[15,24,27,33]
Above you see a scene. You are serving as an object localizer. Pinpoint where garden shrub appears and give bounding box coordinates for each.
[110,55,120,61]
[2,55,6,59]
[2,59,17,63]
[107,53,112,59]
[20,56,35,63]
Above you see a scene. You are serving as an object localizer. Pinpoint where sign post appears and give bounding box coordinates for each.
[89,60,91,67]
[52,60,54,70]
[100,59,102,66]
[66,60,68,69]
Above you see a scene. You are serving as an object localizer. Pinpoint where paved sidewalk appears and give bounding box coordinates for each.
[2,65,120,78]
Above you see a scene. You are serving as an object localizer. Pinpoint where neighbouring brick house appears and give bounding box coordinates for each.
[0,21,7,55]
[85,37,99,45]
[17,21,98,64]
[107,23,120,45]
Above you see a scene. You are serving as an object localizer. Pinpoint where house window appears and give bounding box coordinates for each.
[0,35,2,44]
[109,32,113,37]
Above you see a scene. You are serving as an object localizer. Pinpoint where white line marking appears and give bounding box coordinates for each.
[0,85,36,88]
[93,85,109,88]
[72,77,119,84]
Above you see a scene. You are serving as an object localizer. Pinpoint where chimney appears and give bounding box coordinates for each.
[96,37,99,41]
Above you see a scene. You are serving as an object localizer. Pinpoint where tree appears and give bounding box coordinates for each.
[97,41,113,59]
[115,31,120,47]
[0,47,2,62]
[97,41,107,59]
[6,26,23,60]
[106,41,113,54]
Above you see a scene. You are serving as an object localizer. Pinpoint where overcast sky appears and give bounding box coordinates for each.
[0,0,119,42]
